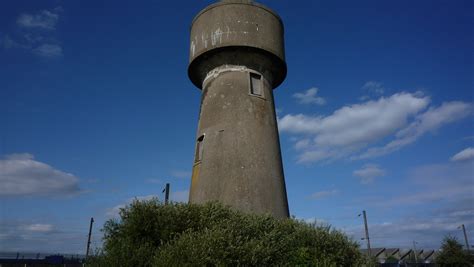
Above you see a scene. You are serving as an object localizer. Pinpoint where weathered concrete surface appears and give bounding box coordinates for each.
[188,0,287,89]
[188,1,289,218]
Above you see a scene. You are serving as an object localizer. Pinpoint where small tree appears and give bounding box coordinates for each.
[436,235,473,267]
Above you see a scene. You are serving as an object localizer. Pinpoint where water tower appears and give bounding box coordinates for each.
[188,0,289,218]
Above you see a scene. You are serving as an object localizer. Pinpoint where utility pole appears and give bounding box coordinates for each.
[85,217,94,259]
[163,183,170,204]
[413,241,418,264]
[461,224,470,252]
[359,210,371,257]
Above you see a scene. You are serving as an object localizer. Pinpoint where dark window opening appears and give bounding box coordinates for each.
[195,135,204,163]
[250,73,262,96]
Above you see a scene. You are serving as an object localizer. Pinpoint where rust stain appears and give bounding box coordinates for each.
[191,163,201,190]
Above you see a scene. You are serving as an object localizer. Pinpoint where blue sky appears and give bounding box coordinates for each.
[0,0,473,254]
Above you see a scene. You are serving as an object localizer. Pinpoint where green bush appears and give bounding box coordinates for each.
[436,235,474,267]
[89,199,363,266]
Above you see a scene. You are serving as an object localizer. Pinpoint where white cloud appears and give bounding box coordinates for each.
[106,195,160,218]
[0,220,87,253]
[450,147,474,162]
[304,161,473,249]
[106,205,125,218]
[22,224,54,233]
[345,211,473,249]
[0,153,80,197]
[309,189,339,199]
[33,43,62,57]
[171,170,191,179]
[279,92,431,162]
[374,161,473,207]
[339,162,471,246]
[17,10,59,30]
[362,81,385,95]
[353,164,386,184]
[145,178,162,184]
[0,35,20,49]
[357,101,473,159]
[384,185,471,207]
[301,195,473,249]
[171,190,189,203]
[298,150,337,163]
[280,92,429,146]
[301,217,328,225]
[106,191,188,218]
[294,138,311,150]
[2,7,63,58]
[292,87,326,105]
[279,91,472,163]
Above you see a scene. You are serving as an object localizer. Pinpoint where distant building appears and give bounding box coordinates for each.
[360,247,437,266]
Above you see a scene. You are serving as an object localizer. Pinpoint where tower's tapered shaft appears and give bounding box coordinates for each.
[187,0,289,218]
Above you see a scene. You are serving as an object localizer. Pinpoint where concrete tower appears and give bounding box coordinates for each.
[188,0,289,218]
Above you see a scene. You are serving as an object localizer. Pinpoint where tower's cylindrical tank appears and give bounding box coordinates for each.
[188,0,289,218]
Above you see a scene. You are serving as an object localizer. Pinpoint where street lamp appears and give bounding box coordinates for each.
[458,224,470,252]
[358,211,371,258]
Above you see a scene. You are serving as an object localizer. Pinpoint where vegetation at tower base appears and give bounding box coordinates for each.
[88,199,363,266]
[436,235,474,266]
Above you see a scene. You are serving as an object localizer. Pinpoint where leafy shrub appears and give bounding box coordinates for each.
[436,235,474,267]
[89,199,362,266]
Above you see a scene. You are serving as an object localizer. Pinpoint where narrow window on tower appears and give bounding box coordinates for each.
[195,135,205,163]
[249,73,263,97]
